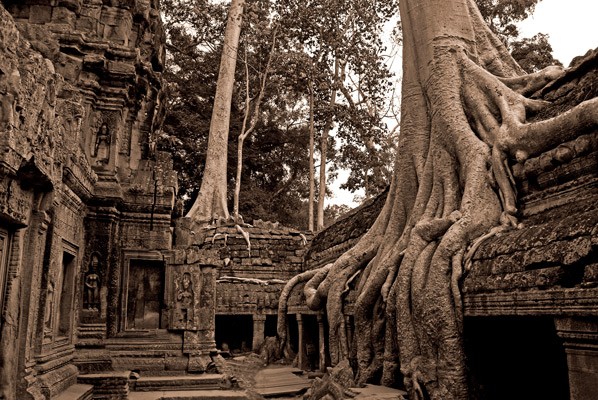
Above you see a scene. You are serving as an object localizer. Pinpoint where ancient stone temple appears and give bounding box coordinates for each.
[0,1,177,398]
[291,49,598,400]
[0,5,312,398]
[2,0,596,399]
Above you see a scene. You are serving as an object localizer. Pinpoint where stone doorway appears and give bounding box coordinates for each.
[265,314,277,337]
[215,315,253,354]
[125,259,166,330]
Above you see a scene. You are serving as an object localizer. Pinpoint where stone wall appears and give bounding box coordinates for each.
[0,1,176,398]
[171,220,312,353]
[198,222,312,315]
[304,188,387,271]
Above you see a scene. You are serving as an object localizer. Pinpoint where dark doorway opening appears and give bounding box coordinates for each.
[265,314,277,337]
[303,314,319,371]
[465,316,569,400]
[288,314,299,355]
[216,315,253,353]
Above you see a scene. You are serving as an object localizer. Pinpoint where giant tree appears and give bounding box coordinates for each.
[186,0,245,225]
[278,0,597,399]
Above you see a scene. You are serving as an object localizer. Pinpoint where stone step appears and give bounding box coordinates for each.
[77,371,130,397]
[132,374,227,392]
[128,389,249,400]
[54,384,94,400]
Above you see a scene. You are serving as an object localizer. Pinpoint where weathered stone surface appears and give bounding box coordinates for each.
[0,0,175,397]
[305,188,387,270]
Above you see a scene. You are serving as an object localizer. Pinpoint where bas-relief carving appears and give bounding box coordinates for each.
[44,277,56,338]
[0,69,20,132]
[84,253,102,311]
[171,269,202,331]
[92,122,111,165]
[89,112,120,167]
[0,178,35,224]
[57,100,84,154]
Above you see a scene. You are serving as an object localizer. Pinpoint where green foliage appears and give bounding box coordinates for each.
[276,0,399,197]
[161,0,397,228]
[162,0,314,227]
[476,0,560,72]
[160,0,231,201]
[511,33,562,72]
[477,0,540,43]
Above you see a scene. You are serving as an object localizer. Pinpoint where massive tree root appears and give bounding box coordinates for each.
[277,0,597,399]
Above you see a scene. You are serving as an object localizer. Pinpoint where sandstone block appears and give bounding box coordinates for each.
[30,5,52,24]
[52,7,76,25]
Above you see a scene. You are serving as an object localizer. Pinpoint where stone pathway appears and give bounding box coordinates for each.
[352,384,407,399]
[128,389,249,400]
[253,366,311,398]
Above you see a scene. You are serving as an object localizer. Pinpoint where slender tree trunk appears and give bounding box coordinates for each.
[233,47,251,219]
[186,0,245,226]
[317,58,339,230]
[308,78,315,231]
[233,29,277,220]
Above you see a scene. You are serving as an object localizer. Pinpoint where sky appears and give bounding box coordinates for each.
[517,0,598,67]
[329,0,598,207]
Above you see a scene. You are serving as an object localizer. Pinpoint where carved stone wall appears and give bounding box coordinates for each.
[0,0,176,398]
[194,222,311,316]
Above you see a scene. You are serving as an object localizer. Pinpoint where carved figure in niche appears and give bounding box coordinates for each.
[92,122,111,164]
[44,279,55,335]
[176,272,194,326]
[0,69,20,131]
[148,130,158,159]
[84,254,101,311]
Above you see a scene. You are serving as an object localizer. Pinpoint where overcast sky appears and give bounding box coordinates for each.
[330,0,598,207]
[517,0,598,67]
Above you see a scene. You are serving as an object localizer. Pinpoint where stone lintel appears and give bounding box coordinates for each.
[464,287,598,317]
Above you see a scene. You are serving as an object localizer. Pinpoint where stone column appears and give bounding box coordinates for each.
[180,262,218,373]
[296,313,305,370]
[317,313,326,372]
[252,314,267,352]
[555,317,598,400]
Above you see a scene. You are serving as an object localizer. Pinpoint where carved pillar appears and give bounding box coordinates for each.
[317,313,326,372]
[296,313,305,370]
[252,314,266,352]
[166,251,218,373]
[555,317,598,400]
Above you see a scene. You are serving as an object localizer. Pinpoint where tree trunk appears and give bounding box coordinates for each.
[279,0,597,398]
[233,29,276,220]
[308,79,315,232]
[317,58,339,230]
[186,0,245,226]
